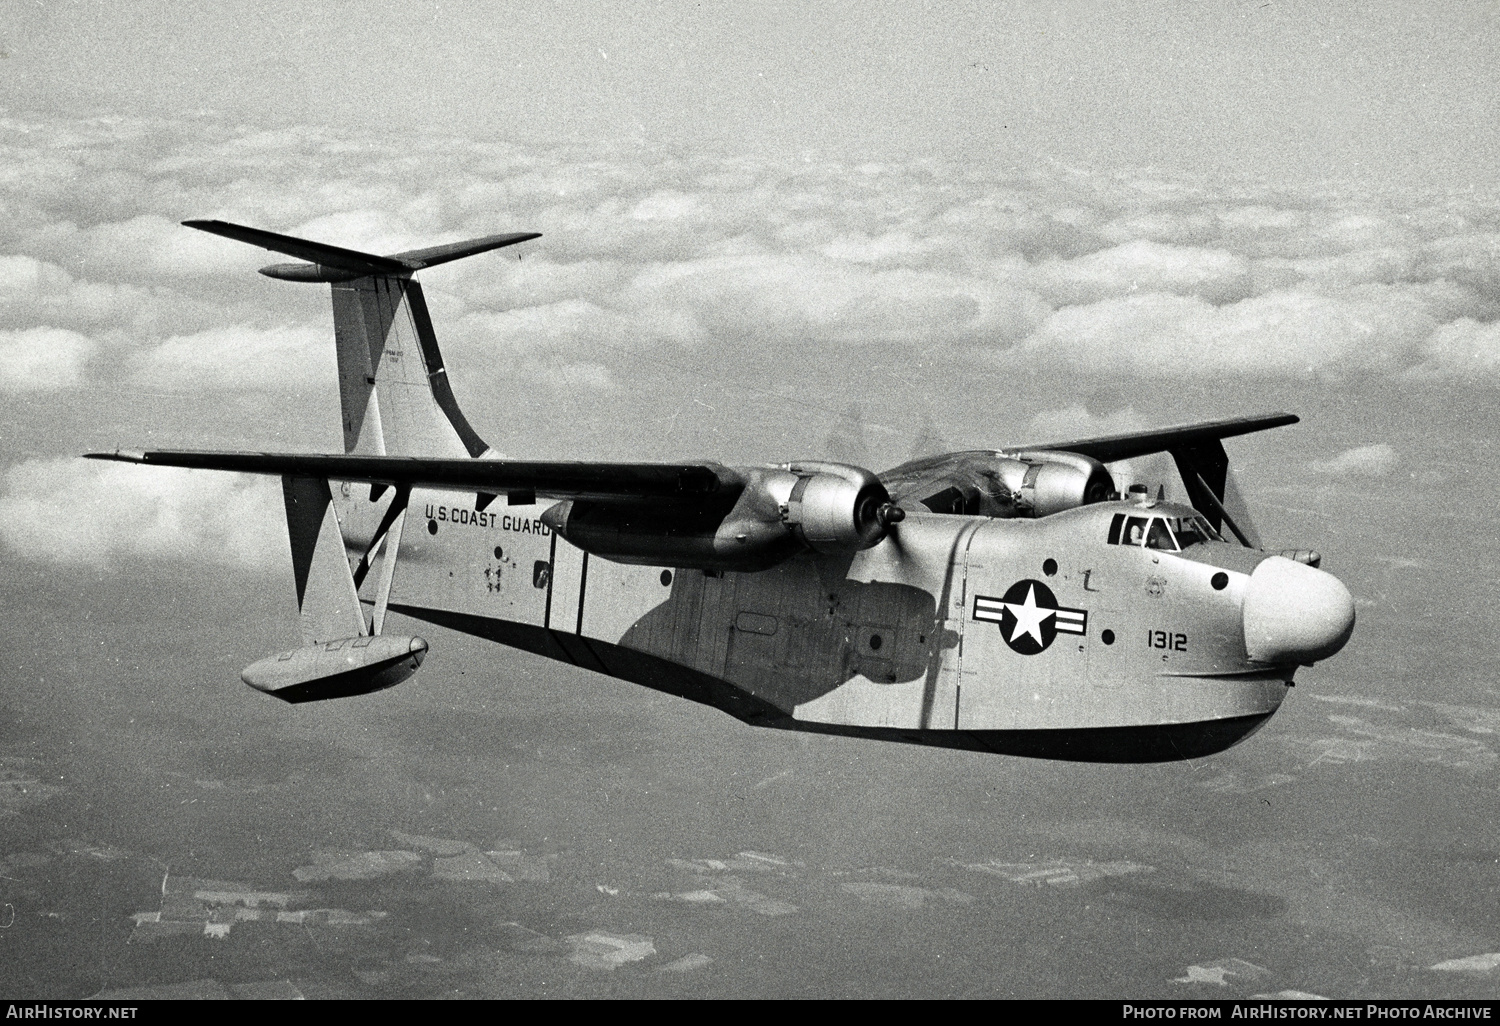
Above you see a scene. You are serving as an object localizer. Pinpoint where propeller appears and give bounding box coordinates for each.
[871,497,909,556]
[906,411,951,461]
[823,403,871,468]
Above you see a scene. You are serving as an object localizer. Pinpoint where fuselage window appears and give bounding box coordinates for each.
[1108,513,1125,544]
[1145,518,1178,551]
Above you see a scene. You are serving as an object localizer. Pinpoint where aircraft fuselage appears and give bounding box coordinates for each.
[363,489,1346,761]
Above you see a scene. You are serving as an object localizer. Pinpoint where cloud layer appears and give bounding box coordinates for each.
[4,111,1500,399]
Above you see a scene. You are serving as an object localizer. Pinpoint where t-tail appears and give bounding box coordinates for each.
[183,220,537,459]
[181,220,540,701]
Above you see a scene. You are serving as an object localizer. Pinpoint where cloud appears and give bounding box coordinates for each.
[1030,240,1254,306]
[0,253,254,338]
[1407,318,1500,381]
[610,252,1047,347]
[6,109,1500,407]
[1309,444,1398,479]
[1012,287,1439,378]
[131,323,333,390]
[74,215,260,280]
[6,110,1500,569]
[1025,405,1147,442]
[455,252,1048,352]
[0,459,284,567]
[0,326,95,390]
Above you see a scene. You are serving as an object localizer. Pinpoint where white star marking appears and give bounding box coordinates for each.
[1002,584,1055,646]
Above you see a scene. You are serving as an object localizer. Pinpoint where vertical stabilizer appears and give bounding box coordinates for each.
[330,276,488,458]
[180,218,538,459]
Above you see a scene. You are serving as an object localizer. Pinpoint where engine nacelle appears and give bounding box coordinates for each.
[1003,450,1116,517]
[241,635,427,703]
[541,462,904,570]
[778,462,901,553]
[540,495,800,572]
[904,451,1115,519]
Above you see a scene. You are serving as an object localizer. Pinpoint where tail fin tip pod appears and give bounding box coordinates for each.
[182,218,539,459]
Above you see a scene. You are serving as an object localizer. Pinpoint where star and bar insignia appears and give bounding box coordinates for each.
[973,579,1088,655]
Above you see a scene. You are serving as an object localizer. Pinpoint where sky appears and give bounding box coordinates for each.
[5,1,1500,187]
[4,1,1500,1000]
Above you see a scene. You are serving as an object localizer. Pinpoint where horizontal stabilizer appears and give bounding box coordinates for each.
[183,219,540,282]
[184,220,410,275]
[388,234,543,271]
[1032,413,1298,464]
[85,449,734,501]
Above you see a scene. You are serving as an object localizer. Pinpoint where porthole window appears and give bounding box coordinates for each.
[1211,572,1229,591]
[660,570,673,587]
[427,519,438,535]
[1101,629,1115,645]
[1042,558,1058,576]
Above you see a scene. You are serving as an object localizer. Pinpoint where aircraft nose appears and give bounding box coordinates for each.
[1242,555,1355,665]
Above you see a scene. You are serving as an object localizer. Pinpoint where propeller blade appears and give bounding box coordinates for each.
[823,403,870,468]
[907,412,950,461]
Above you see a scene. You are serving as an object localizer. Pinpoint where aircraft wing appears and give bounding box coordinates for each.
[1028,411,1296,546]
[1024,412,1298,463]
[84,450,736,502]
[880,412,1297,544]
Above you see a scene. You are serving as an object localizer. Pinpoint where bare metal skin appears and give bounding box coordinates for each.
[89,221,1354,762]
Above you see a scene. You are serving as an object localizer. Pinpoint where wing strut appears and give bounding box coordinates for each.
[371,503,408,637]
[352,485,411,591]
[1186,468,1252,547]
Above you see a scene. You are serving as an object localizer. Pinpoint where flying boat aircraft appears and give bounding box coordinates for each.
[89,221,1355,762]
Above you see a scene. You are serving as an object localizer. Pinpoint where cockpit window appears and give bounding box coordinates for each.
[1145,518,1177,551]
[1110,512,1223,549]
[1170,516,1221,547]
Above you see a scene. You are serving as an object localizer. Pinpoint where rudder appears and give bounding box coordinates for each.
[330,274,486,458]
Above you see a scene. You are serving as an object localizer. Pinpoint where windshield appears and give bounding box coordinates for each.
[1144,518,1177,551]
[1170,516,1221,547]
[1109,513,1223,549]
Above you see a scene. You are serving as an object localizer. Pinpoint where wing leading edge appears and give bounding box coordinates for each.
[879,412,1296,542]
[1028,412,1298,463]
[84,450,736,503]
